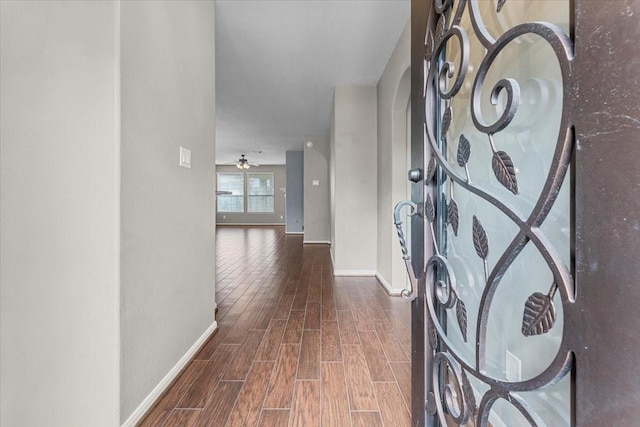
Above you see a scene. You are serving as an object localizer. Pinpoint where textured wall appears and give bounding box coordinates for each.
[303,135,331,243]
[0,2,120,425]
[376,21,411,292]
[120,1,216,421]
[331,86,378,272]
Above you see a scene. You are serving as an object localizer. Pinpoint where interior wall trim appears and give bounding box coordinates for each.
[333,269,377,277]
[330,250,336,274]
[285,231,304,235]
[216,223,285,226]
[374,272,404,296]
[303,240,331,245]
[121,322,218,427]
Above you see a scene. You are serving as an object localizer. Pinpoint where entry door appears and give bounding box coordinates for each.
[398,0,640,426]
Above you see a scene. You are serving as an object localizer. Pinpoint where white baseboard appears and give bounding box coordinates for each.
[216,223,285,226]
[375,272,404,296]
[333,269,376,277]
[121,321,218,427]
[303,240,331,244]
[285,231,304,235]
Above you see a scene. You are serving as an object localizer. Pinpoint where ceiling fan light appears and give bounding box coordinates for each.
[244,163,250,169]
[236,163,242,169]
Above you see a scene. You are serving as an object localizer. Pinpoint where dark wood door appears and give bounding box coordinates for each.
[398,1,640,425]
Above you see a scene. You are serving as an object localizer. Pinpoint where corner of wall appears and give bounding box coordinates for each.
[303,135,331,243]
[374,272,404,297]
[120,322,217,427]
[331,85,378,272]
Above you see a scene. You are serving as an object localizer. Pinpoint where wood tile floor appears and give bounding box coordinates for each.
[139,226,412,427]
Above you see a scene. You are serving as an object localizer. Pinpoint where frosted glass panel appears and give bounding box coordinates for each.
[423,0,573,425]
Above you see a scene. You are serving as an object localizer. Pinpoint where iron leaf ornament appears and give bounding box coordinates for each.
[522,291,557,336]
[456,298,468,342]
[434,14,446,46]
[448,198,459,236]
[461,370,478,418]
[428,323,438,349]
[472,216,489,260]
[426,392,438,416]
[425,30,435,62]
[426,194,436,223]
[441,107,453,138]
[425,157,437,183]
[497,0,507,13]
[492,150,519,194]
[457,134,471,167]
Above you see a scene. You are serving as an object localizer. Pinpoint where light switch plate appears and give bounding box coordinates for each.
[180,146,191,168]
[312,180,320,186]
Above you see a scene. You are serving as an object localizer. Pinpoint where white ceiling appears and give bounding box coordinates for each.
[215,0,410,165]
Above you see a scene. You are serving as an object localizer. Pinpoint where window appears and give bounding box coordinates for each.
[217,173,244,212]
[247,173,275,213]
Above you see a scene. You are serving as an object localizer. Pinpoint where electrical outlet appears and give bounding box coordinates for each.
[505,350,522,382]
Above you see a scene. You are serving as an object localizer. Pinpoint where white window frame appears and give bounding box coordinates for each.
[246,172,275,213]
[217,172,245,213]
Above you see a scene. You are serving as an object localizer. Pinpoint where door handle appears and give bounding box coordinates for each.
[394,200,418,300]
[408,168,422,183]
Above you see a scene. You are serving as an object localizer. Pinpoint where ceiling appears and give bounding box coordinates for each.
[215,0,410,166]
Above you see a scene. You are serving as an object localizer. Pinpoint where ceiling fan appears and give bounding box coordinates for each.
[234,154,259,169]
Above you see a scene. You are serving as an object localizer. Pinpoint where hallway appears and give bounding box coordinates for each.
[139,226,411,426]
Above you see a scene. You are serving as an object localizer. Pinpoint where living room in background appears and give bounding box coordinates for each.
[215,165,286,225]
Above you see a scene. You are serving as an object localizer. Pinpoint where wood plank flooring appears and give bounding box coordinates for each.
[138,226,411,427]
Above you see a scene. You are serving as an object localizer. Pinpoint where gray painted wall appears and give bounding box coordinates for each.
[286,151,304,233]
[215,165,286,225]
[1,2,120,425]
[376,22,411,293]
[303,135,331,243]
[120,1,216,422]
[331,86,378,272]
[0,2,217,425]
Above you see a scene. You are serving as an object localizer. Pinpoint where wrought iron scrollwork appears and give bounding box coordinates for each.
[400,0,577,425]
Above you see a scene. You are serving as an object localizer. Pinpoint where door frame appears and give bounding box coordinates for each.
[409,1,640,426]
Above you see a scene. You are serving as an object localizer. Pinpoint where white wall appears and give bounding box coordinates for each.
[304,135,331,243]
[376,22,411,293]
[215,165,286,225]
[331,86,378,273]
[0,2,120,425]
[120,0,216,422]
